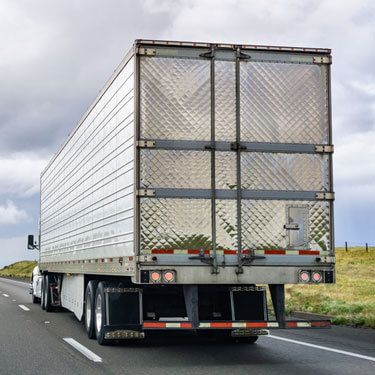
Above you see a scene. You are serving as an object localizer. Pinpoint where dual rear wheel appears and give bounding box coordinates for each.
[84,281,259,346]
[84,281,109,345]
[40,274,52,312]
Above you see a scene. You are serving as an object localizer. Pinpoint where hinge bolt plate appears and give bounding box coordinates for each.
[138,48,156,56]
[316,192,335,200]
[315,145,334,153]
[137,189,155,197]
[137,140,156,148]
[313,56,331,64]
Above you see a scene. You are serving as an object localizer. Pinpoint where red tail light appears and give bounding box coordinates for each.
[312,271,323,283]
[150,271,162,283]
[162,270,176,283]
[299,270,310,283]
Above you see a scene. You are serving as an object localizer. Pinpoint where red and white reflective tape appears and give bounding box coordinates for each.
[144,249,320,256]
[198,322,279,329]
[142,321,330,329]
[143,322,192,329]
[287,321,331,328]
[256,249,320,256]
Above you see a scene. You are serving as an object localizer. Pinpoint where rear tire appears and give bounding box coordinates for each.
[85,280,98,339]
[94,282,110,346]
[40,277,46,310]
[43,275,52,312]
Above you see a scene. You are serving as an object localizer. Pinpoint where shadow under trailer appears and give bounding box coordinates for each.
[28,39,335,345]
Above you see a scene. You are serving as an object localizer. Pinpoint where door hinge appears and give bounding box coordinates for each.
[235,47,251,60]
[138,47,156,56]
[137,140,156,148]
[313,55,331,65]
[315,192,335,200]
[199,48,215,58]
[137,189,155,197]
[315,145,334,153]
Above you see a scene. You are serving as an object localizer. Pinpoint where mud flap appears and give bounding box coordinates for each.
[183,285,199,329]
[269,284,286,328]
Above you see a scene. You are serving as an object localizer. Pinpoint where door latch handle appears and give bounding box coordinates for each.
[284,223,300,230]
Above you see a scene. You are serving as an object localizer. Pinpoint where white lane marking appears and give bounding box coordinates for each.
[63,338,102,363]
[18,305,30,311]
[0,278,29,286]
[12,299,16,302]
[268,335,375,363]
[3,294,9,297]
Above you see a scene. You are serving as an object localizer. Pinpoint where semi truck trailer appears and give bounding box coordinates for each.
[28,39,335,345]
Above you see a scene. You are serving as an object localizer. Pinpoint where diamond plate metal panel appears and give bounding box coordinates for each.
[241,200,330,252]
[140,57,211,140]
[215,152,237,189]
[215,60,236,141]
[140,198,212,252]
[216,200,238,250]
[240,62,329,144]
[241,153,330,191]
[140,150,210,189]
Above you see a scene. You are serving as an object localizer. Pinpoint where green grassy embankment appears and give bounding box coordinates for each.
[0,260,37,280]
[286,248,375,328]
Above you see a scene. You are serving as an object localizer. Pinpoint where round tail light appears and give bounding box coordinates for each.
[299,270,310,283]
[312,271,322,283]
[150,271,161,283]
[162,270,176,283]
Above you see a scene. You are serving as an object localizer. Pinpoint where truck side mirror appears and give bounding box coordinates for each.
[28,234,35,250]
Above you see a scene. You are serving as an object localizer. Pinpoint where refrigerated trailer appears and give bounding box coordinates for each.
[28,39,335,345]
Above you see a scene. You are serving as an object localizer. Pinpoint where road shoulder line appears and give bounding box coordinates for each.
[268,334,375,362]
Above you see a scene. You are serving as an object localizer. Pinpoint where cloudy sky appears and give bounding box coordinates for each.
[0,0,374,267]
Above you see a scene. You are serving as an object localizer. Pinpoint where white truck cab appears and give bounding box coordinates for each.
[30,266,43,303]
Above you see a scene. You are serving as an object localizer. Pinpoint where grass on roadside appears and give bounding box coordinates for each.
[0,260,37,280]
[286,248,375,328]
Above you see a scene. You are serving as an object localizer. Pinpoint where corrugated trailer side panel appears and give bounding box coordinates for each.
[40,55,135,265]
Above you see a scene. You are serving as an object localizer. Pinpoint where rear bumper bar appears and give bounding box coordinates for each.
[142,320,331,329]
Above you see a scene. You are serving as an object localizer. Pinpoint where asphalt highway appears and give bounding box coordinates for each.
[0,277,374,375]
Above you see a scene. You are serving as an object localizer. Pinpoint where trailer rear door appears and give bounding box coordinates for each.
[136,42,333,272]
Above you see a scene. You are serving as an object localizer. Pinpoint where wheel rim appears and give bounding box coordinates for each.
[95,294,102,333]
[86,293,91,329]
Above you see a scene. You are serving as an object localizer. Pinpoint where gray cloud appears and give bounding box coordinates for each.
[0,0,175,153]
